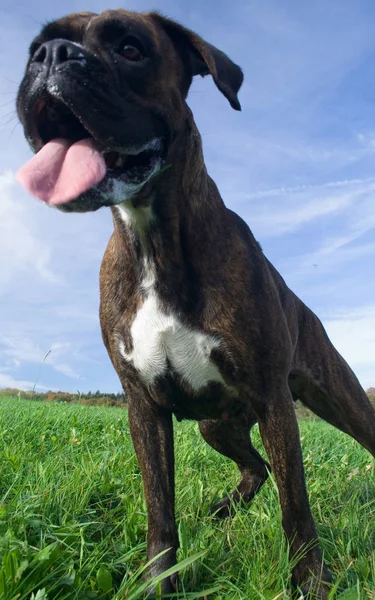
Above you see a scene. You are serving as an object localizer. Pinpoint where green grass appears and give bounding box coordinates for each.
[0,396,374,600]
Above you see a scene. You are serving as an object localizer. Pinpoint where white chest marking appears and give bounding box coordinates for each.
[119,290,225,392]
[116,203,226,393]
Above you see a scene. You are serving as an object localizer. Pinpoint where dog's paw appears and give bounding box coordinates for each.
[210,472,268,519]
[296,579,331,600]
[145,573,178,599]
[292,559,332,600]
[210,496,236,519]
[145,548,178,599]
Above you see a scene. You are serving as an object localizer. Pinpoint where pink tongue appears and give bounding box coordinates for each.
[16,138,107,205]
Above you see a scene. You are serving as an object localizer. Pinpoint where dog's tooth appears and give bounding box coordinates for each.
[115,156,124,168]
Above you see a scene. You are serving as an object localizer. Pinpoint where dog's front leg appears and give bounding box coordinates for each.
[258,387,332,598]
[128,391,178,597]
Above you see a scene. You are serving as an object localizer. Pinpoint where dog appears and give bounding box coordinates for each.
[16,9,375,598]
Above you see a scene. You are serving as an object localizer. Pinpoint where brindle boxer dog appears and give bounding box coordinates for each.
[16,9,375,598]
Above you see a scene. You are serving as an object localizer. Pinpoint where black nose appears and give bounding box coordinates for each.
[32,39,86,69]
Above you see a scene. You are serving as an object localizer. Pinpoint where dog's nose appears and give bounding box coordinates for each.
[32,39,86,69]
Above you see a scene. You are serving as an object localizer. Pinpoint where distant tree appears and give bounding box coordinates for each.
[366,387,375,407]
[0,387,127,407]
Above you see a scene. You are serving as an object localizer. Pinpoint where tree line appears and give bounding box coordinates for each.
[0,387,374,413]
[0,388,126,407]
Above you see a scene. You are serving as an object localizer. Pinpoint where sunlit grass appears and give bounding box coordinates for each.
[0,396,374,599]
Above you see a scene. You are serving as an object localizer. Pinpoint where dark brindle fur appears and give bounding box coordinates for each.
[16,9,375,598]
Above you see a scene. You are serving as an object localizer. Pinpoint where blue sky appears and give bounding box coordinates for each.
[1,0,374,393]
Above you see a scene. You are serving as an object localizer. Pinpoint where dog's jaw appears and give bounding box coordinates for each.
[55,139,165,213]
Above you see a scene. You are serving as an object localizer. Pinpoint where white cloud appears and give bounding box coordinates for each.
[230,176,375,242]
[48,342,82,379]
[246,189,356,238]
[0,336,81,380]
[298,240,375,274]
[0,372,49,391]
[243,176,375,201]
[0,170,57,286]
[323,306,375,390]
[261,177,375,281]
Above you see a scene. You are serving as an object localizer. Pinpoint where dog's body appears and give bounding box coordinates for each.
[16,10,375,598]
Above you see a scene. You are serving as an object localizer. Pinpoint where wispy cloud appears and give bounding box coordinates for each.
[0,171,57,287]
[245,188,357,238]
[0,336,81,380]
[242,176,375,200]
[230,176,375,243]
[274,177,375,280]
[323,305,375,390]
[0,372,50,391]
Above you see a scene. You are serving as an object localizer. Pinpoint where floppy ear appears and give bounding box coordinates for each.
[150,13,243,111]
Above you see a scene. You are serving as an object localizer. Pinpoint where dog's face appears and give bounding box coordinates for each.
[16,10,243,212]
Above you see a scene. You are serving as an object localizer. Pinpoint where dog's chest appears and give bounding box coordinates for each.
[119,289,225,392]
[115,202,226,393]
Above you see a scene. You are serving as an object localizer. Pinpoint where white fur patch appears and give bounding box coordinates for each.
[116,202,154,248]
[116,203,225,393]
[119,289,225,392]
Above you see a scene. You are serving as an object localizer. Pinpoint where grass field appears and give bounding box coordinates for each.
[0,396,374,599]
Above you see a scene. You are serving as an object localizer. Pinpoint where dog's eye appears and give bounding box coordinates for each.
[121,44,144,62]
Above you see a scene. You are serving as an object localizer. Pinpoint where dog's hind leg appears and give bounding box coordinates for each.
[198,416,270,518]
[291,307,375,458]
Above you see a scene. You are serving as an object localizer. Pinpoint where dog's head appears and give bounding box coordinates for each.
[16,10,243,212]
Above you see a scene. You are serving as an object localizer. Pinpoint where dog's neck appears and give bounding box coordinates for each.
[108,112,231,311]
[112,112,226,265]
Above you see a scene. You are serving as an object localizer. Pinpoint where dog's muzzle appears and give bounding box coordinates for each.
[16,39,167,211]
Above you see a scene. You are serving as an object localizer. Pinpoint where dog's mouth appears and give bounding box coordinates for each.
[16,94,164,207]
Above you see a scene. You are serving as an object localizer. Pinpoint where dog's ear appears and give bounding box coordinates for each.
[150,13,243,111]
